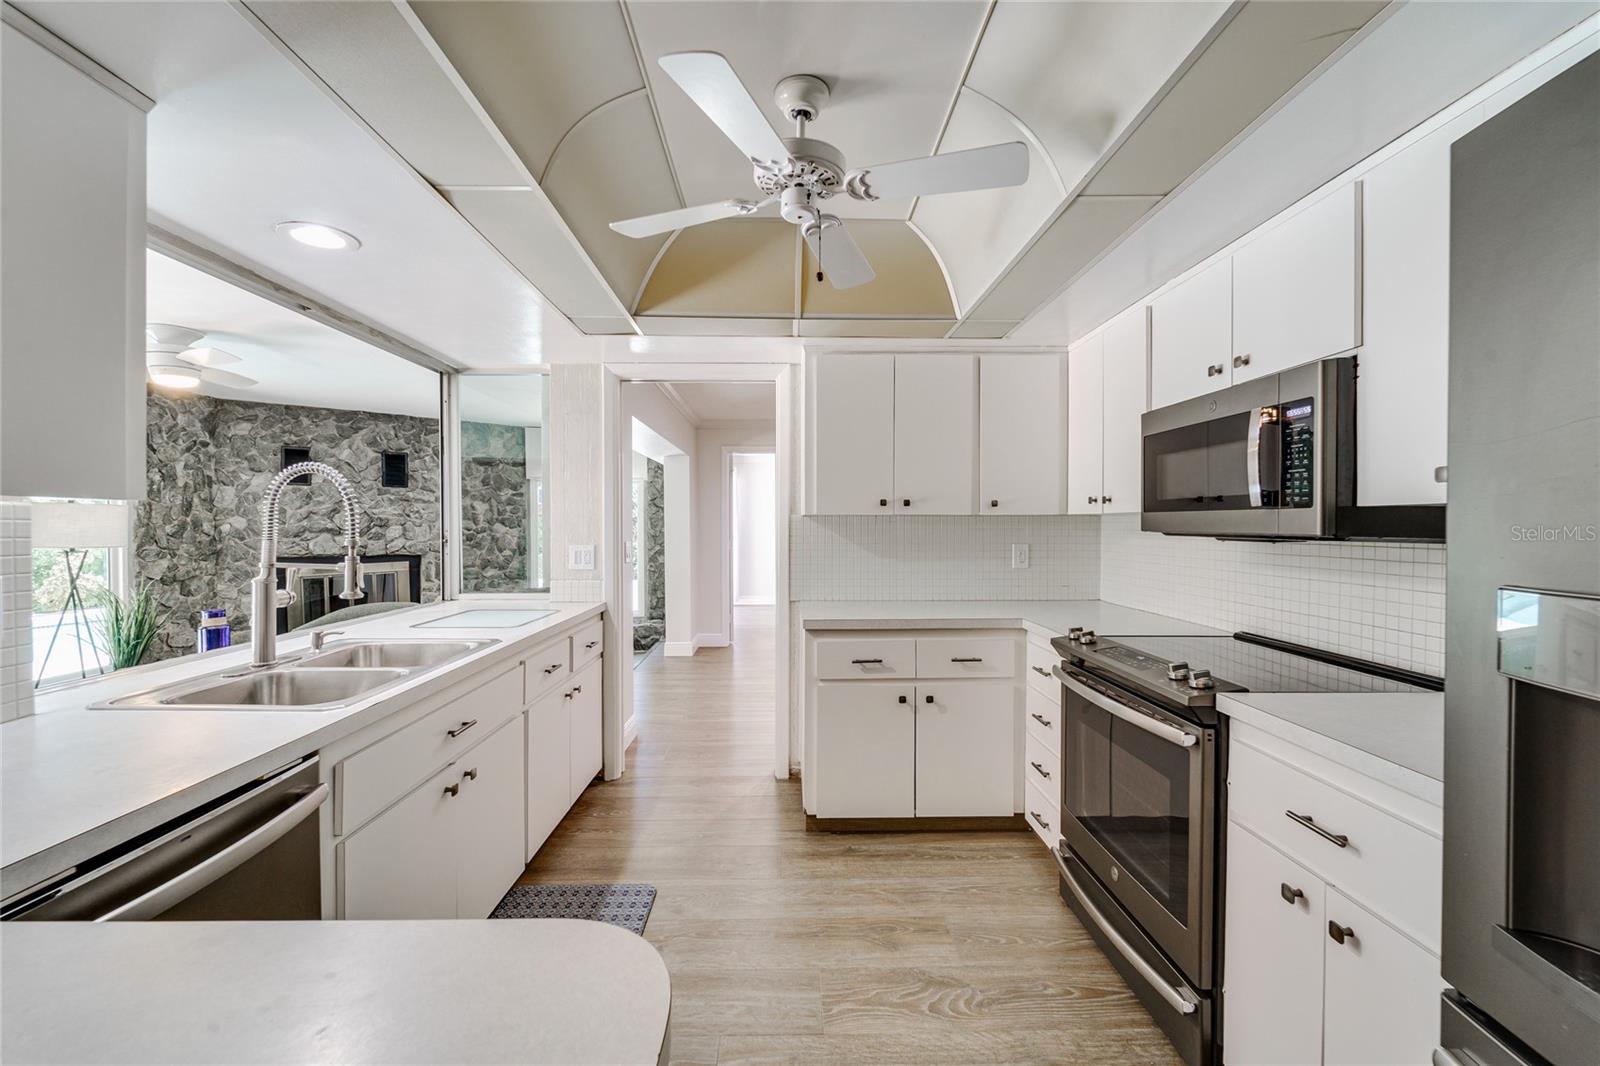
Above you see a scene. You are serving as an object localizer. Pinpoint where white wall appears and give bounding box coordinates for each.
[731,452,776,606]
[623,384,698,655]
[694,422,777,646]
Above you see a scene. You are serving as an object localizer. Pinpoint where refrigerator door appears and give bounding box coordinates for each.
[1443,51,1600,1065]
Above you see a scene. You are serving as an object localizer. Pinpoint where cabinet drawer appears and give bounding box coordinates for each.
[814,637,916,680]
[1026,640,1060,699]
[1024,730,1059,797]
[1025,684,1060,750]
[337,663,522,837]
[1024,776,1059,850]
[571,617,603,669]
[1230,736,1441,952]
[525,637,571,702]
[916,635,1016,678]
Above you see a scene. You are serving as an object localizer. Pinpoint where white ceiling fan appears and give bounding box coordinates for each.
[145,323,258,391]
[610,52,1029,290]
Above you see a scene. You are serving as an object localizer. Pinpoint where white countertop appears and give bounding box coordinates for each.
[1,599,603,896]
[796,599,1226,640]
[0,918,669,1064]
[1220,691,1445,804]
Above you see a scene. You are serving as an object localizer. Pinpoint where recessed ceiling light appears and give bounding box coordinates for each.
[146,358,202,390]
[274,221,361,251]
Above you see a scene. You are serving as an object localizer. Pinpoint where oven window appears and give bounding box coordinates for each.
[1064,686,1193,926]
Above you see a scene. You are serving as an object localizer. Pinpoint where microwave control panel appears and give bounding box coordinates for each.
[1281,398,1315,507]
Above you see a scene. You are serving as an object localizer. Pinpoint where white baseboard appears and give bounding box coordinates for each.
[696,632,729,649]
[622,714,638,751]
[663,641,697,657]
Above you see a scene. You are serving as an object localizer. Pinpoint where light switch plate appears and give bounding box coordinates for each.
[568,544,596,571]
[1012,543,1029,569]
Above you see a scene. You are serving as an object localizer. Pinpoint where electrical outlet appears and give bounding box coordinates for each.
[568,544,595,571]
[1012,543,1029,569]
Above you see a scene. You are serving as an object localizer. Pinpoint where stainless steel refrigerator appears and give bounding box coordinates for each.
[1439,51,1600,1065]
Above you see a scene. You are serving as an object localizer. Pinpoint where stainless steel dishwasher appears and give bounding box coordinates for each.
[2,758,327,921]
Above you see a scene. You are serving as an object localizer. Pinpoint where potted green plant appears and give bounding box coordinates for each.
[95,584,166,671]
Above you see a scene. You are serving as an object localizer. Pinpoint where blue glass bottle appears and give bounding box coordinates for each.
[197,609,231,653]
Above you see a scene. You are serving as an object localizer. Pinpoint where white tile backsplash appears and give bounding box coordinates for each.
[790,515,1101,601]
[1099,513,1446,675]
[1,501,35,720]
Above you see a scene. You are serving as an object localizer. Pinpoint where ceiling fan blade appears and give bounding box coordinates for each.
[845,141,1029,202]
[199,368,257,389]
[178,345,241,367]
[803,217,876,290]
[145,323,205,350]
[658,52,790,167]
[610,198,766,239]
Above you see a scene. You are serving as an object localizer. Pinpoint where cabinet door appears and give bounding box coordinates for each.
[1222,820,1326,1066]
[1358,114,1477,507]
[527,685,571,859]
[453,716,528,919]
[1150,258,1232,409]
[979,354,1065,514]
[809,353,895,514]
[567,659,603,804]
[340,763,458,919]
[1100,306,1149,513]
[894,353,977,514]
[915,681,1014,817]
[814,682,915,818]
[1323,887,1443,1066]
[1232,182,1360,382]
[1065,334,1104,515]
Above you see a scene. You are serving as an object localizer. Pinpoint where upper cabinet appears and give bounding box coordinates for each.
[808,353,897,514]
[1231,183,1362,383]
[1065,335,1104,515]
[0,24,147,501]
[895,354,977,514]
[980,354,1066,515]
[1150,258,1232,409]
[1100,307,1149,514]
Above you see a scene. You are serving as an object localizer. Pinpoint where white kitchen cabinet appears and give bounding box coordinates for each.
[1231,183,1361,383]
[567,659,603,804]
[809,353,896,513]
[979,354,1066,514]
[1150,258,1232,409]
[453,716,528,919]
[1223,821,1326,1066]
[894,354,977,513]
[915,682,1014,816]
[1100,306,1149,513]
[340,762,459,919]
[813,681,916,818]
[1066,335,1105,515]
[1358,113,1479,507]
[526,683,571,860]
[1323,887,1443,1066]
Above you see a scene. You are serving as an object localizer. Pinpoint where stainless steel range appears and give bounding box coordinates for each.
[1050,628,1440,1066]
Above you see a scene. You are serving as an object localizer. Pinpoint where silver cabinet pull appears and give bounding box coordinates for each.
[1233,353,1251,368]
[1031,665,1050,677]
[584,640,599,650]
[1030,810,1050,831]
[1030,712,1052,728]
[462,768,478,782]
[950,656,983,663]
[1286,810,1349,848]
[1328,921,1355,945]
[1207,364,1225,377]
[1280,883,1305,905]
[543,662,564,675]
[443,783,460,798]
[1030,761,1050,779]
[1060,670,1199,748]
[850,658,884,665]
[446,719,478,739]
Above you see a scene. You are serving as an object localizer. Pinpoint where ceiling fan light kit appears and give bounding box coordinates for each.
[610,51,1029,290]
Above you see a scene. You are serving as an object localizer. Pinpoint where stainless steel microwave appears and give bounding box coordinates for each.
[1140,356,1443,540]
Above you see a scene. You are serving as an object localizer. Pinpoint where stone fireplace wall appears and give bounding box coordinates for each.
[459,421,529,593]
[136,390,442,659]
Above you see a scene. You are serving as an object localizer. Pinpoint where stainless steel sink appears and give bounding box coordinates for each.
[105,668,408,710]
[296,640,486,671]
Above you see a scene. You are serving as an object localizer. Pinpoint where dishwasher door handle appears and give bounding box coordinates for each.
[96,782,330,922]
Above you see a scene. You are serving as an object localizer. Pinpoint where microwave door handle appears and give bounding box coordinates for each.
[1247,406,1265,507]
[1057,669,1199,748]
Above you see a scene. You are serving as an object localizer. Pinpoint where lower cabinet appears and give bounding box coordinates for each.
[1322,887,1442,1066]
[526,683,571,860]
[814,682,915,818]
[915,682,1014,816]
[341,715,525,920]
[567,659,603,804]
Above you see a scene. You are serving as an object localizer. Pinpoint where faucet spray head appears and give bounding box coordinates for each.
[339,548,364,602]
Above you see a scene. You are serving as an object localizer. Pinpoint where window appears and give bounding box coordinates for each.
[455,373,550,594]
[29,501,131,688]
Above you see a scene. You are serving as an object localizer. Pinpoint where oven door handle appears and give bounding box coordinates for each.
[1055,667,1199,748]
[1055,848,1199,1015]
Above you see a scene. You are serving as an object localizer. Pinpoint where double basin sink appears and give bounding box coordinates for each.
[96,640,493,712]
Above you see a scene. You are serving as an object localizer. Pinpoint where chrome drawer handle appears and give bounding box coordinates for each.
[1328,921,1355,945]
[446,719,478,739]
[1286,810,1349,848]
[1031,665,1050,677]
[1030,811,1050,831]
[850,658,884,665]
[1280,883,1304,905]
[950,656,984,663]
[1030,761,1050,779]
[1031,713,1052,728]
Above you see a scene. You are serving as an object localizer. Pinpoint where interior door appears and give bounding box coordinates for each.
[894,353,977,513]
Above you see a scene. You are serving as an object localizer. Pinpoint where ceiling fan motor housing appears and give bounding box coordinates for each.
[756,136,846,201]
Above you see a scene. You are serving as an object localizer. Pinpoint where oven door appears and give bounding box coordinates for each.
[1057,665,1215,988]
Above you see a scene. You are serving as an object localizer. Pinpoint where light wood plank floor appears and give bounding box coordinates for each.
[519,608,1181,1065]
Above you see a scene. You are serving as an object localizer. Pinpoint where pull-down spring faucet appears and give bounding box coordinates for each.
[251,461,364,668]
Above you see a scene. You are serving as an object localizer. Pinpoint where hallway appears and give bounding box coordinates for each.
[519,607,1179,1065]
